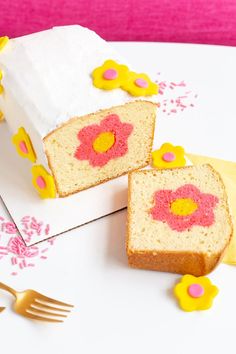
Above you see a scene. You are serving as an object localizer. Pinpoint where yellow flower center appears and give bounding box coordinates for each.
[170,198,198,216]
[93,132,115,153]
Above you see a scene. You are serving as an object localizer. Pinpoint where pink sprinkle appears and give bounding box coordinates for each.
[1,214,55,276]
[190,103,194,107]
[2,222,17,234]
[11,257,17,265]
[45,224,50,235]
[40,255,47,259]
[47,238,55,245]
[159,89,163,95]
[171,109,177,113]
[21,216,30,222]
[22,229,32,236]
[158,81,166,88]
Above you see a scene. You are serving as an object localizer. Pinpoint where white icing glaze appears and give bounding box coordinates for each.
[0,25,157,140]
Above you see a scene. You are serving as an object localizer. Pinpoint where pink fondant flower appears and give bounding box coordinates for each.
[7,237,39,257]
[150,184,219,232]
[74,114,133,167]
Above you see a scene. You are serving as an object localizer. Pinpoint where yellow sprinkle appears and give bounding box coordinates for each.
[93,132,115,153]
[0,36,9,51]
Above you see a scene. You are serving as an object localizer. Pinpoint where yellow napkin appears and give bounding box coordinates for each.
[187,153,236,265]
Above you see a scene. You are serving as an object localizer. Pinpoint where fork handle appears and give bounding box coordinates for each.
[0,282,17,297]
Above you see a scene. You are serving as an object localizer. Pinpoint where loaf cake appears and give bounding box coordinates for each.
[0,26,158,198]
[127,164,233,276]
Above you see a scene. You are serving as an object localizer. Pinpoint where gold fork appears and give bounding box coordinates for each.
[0,282,73,322]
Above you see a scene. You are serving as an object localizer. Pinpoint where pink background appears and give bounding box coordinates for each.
[1,0,236,45]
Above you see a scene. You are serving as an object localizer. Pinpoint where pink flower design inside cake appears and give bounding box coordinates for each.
[150,184,219,232]
[74,114,133,167]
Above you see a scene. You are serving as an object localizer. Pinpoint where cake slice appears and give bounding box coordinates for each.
[127,164,233,276]
[44,100,155,196]
[0,25,157,198]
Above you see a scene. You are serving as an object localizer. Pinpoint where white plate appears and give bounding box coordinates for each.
[0,42,236,354]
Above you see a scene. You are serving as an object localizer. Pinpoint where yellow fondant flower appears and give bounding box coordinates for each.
[0,111,4,122]
[32,165,56,199]
[92,59,129,90]
[12,127,37,163]
[0,70,4,95]
[152,143,186,169]
[121,71,158,97]
[174,275,219,312]
[0,36,9,51]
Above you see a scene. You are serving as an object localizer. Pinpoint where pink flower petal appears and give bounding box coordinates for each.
[100,114,121,130]
[78,124,102,144]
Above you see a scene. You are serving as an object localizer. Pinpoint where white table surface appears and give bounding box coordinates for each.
[1,41,236,354]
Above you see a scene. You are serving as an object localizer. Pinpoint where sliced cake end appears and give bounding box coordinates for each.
[127,164,233,276]
[44,100,156,197]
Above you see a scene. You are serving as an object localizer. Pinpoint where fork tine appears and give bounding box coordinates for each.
[33,300,71,312]
[35,294,74,308]
[29,305,67,318]
[25,311,64,323]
